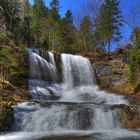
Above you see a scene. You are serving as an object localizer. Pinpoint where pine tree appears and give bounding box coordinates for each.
[31,0,48,47]
[96,0,123,53]
[129,27,140,84]
[50,0,60,12]
[65,10,73,24]
[47,0,60,50]
[0,0,19,33]
[57,10,75,52]
[49,0,60,23]
[33,0,48,17]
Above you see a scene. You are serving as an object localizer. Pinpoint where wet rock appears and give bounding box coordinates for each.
[130,93,140,104]
[52,51,62,82]
[116,105,140,129]
[0,104,14,131]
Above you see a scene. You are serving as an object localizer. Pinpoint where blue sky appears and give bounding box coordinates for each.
[29,0,140,50]
[29,0,85,16]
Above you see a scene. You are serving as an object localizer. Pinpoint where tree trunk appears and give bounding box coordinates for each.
[0,66,2,84]
[52,32,54,51]
[9,16,12,31]
[35,33,37,47]
[82,33,87,51]
[108,38,111,60]
[52,29,56,51]
[2,66,4,87]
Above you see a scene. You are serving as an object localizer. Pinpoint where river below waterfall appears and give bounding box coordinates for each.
[0,51,140,140]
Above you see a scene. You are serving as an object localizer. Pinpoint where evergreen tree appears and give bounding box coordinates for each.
[129,27,140,84]
[33,0,48,17]
[50,0,60,22]
[65,10,73,24]
[96,0,123,53]
[50,0,60,12]
[31,0,48,47]
[59,10,75,52]
[47,0,60,50]
[0,0,19,36]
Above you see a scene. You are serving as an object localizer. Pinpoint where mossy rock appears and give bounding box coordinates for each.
[0,105,14,131]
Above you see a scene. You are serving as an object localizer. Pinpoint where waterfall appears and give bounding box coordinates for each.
[48,52,56,66]
[15,52,128,131]
[61,54,95,88]
[29,52,57,81]
[28,51,59,100]
[2,51,139,140]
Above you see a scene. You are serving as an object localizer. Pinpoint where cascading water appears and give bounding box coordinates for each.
[28,51,59,100]
[48,52,56,67]
[61,54,95,88]
[1,51,140,140]
[29,52,57,81]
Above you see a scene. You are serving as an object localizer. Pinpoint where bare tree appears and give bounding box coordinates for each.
[125,3,140,29]
[83,0,103,24]
[73,0,103,28]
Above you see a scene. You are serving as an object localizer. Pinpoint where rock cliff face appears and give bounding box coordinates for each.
[81,52,140,103]
[93,60,134,95]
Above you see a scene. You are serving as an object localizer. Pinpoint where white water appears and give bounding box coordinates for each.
[1,51,139,140]
[28,52,59,99]
[61,54,95,88]
[48,52,56,67]
[29,52,57,81]
[1,129,140,140]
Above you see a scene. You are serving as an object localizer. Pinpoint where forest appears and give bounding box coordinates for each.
[0,0,140,86]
